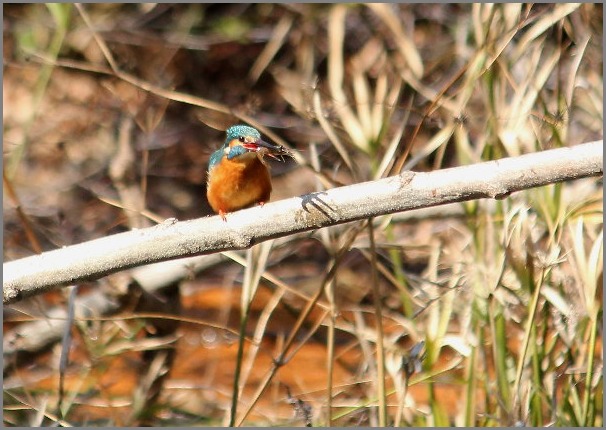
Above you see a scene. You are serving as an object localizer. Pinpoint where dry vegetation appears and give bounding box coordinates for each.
[3,3,603,427]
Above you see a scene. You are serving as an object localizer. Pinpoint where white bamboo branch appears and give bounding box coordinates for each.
[4,140,603,305]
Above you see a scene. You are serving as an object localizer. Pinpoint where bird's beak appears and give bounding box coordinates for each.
[242,139,290,160]
[243,138,281,152]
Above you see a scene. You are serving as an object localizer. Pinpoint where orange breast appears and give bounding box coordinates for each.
[206,154,272,215]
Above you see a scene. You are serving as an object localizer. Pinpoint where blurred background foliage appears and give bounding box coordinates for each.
[3,3,603,427]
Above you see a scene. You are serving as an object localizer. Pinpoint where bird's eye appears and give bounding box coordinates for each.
[238,136,245,142]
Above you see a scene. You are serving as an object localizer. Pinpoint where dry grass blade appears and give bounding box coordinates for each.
[325,283,336,426]
[403,123,456,171]
[512,267,546,416]
[130,350,171,422]
[4,392,72,427]
[94,195,165,224]
[235,308,329,426]
[471,3,489,46]
[222,250,331,310]
[367,220,387,426]
[242,242,274,314]
[512,3,581,60]
[373,99,409,180]
[352,71,373,143]
[239,288,285,400]
[397,64,459,114]
[365,3,423,79]
[327,4,367,152]
[249,14,294,83]
[33,54,235,114]
[57,286,78,419]
[74,3,119,72]
[565,34,591,106]
[569,219,603,317]
[500,44,561,154]
[229,241,274,425]
[108,117,151,229]
[376,72,402,141]
[312,87,355,172]
[3,171,43,253]
[371,73,388,141]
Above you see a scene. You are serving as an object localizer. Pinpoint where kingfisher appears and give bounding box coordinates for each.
[206,125,289,221]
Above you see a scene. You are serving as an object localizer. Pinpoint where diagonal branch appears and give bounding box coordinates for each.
[4,140,603,305]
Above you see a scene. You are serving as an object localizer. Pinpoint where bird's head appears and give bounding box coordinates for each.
[209,125,287,169]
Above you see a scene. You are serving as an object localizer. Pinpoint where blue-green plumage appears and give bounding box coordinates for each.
[208,125,262,169]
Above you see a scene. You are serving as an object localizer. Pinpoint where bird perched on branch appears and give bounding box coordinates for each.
[206,125,291,221]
